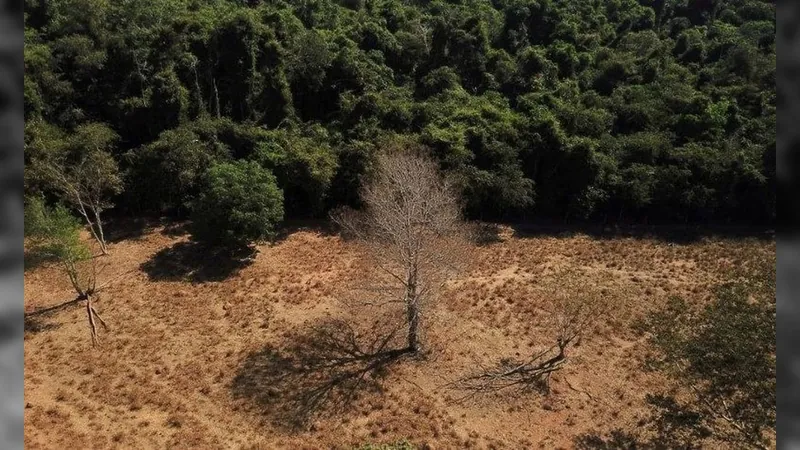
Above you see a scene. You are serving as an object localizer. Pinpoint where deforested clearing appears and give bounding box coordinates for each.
[22,0,777,446]
[23,223,774,449]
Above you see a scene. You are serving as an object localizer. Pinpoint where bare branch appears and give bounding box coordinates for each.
[331,144,472,353]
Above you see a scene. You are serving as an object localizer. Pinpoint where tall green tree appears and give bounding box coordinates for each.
[190,160,284,248]
[29,122,123,255]
[22,0,776,224]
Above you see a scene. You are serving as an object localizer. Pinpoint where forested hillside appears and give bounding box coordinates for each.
[24,0,776,224]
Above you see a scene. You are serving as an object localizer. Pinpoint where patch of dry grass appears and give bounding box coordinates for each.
[23,223,774,449]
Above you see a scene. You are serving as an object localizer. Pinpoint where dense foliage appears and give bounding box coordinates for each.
[24,196,90,265]
[24,0,776,224]
[190,160,284,246]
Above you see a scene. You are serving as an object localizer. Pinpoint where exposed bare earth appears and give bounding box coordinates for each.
[24,223,775,449]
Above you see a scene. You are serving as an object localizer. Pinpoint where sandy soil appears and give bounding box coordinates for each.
[23,222,775,449]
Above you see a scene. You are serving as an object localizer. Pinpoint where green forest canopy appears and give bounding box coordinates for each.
[24,0,776,224]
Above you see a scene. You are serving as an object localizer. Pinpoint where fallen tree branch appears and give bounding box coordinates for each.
[448,338,572,403]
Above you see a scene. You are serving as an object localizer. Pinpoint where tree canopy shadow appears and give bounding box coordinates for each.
[573,429,704,450]
[160,221,190,238]
[573,394,714,450]
[509,221,774,245]
[24,315,60,335]
[230,318,410,430]
[105,216,159,243]
[573,429,642,450]
[140,241,256,282]
[23,296,84,335]
[24,249,56,272]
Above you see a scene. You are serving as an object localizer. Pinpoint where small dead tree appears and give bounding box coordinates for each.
[34,123,122,255]
[68,255,109,347]
[452,269,609,399]
[25,197,110,345]
[332,145,471,353]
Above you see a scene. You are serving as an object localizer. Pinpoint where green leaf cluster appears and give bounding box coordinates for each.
[24,0,775,224]
[190,160,285,247]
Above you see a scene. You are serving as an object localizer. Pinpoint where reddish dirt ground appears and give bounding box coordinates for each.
[23,222,775,449]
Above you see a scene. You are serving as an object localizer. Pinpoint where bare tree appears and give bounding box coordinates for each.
[332,145,471,353]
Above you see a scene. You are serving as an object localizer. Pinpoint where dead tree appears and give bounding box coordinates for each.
[451,270,609,400]
[25,254,122,346]
[332,145,471,353]
[452,339,571,398]
[67,257,109,346]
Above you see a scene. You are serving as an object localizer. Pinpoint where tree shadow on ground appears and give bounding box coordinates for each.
[24,250,56,272]
[573,429,705,450]
[23,296,84,335]
[106,216,159,243]
[140,219,341,283]
[509,222,774,245]
[140,241,256,283]
[573,394,712,449]
[573,429,642,450]
[230,318,410,430]
[24,315,60,335]
[160,221,190,238]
